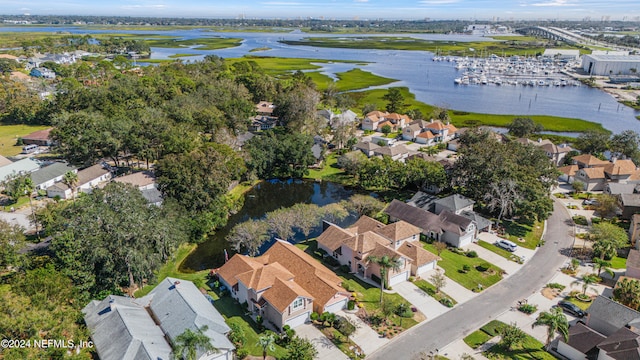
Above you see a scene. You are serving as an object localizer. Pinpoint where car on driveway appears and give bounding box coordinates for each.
[496,239,518,252]
[555,300,586,317]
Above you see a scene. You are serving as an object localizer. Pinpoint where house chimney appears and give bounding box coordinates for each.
[538,138,542,143]
[109,298,115,310]
[611,157,617,164]
[174,280,180,285]
[430,118,434,123]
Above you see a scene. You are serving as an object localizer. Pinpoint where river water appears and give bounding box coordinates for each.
[2,26,638,133]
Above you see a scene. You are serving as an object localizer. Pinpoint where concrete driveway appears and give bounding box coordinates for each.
[295,324,348,360]
[369,198,575,360]
[337,310,389,356]
[393,281,451,321]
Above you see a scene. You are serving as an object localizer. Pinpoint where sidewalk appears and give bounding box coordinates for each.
[439,268,477,303]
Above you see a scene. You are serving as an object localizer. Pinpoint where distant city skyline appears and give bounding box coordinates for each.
[3,0,640,21]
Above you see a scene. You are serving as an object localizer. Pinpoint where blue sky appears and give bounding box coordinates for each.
[3,0,640,20]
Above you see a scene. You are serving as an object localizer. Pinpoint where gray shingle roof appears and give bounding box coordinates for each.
[148,277,234,355]
[565,322,606,354]
[434,194,475,212]
[384,199,472,236]
[29,162,76,187]
[0,158,40,183]
[588,295,640,332]
[141,187,163,205]
[597,326,640,360]
[82,295,172,360]
[407,191,437,211]
[622,194,640,207]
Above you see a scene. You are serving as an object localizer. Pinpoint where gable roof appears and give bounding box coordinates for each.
[607,183,638,195]
[256,101,275,114]
[384,199,473,236]
[347,215,385,234]
[83,295,172,360]
[605,159,637,176]
[405,123,422,133]
[558,165,579,177]
[621,194,640,207]
[113,171,155,188]
[565,322,606,354]
[426,120,447,131]
[407,191,438,211]
[317,223,355,252]
[629,249,640,270]
[445,123,458,133]
[147,277,234,353]
[217,254,265,288]
[374,145,409,157]
[0,157,40,182]
[344,231,391,255]
[261,277,313,313]
[397,241,439,266]
[374,220,421,241]
[580,167,605,179]
[260,240,346,312]
[22,128,53,141]
[573,154,609,167]
[354,141,380,152]
[236,262,294,292]
[434,194,475,212]
[588,295,640,332]
[597,327,640,360]
[29,162,76,186]
[417,131,435,140]
[48,163,110,190]
[0,155,12,167]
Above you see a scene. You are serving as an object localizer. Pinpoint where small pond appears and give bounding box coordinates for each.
[180,179,354,271]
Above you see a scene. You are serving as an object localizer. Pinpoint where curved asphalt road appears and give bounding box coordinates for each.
[369,199,574,360]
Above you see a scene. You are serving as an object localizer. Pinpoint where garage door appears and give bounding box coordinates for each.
[417,261,435,276]
[388,271,409,287]
[285,311,310,329]
[324,298,347,314]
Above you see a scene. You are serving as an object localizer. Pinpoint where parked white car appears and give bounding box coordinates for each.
[496,239,518,252]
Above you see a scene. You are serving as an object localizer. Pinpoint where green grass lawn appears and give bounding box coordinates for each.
[134,243,209,297]
[499,220,544,250]
[334,68,396,92]
[213,294,288,358]
[422,242,503,290]
[167,53,201,58]
[464,329,492,349]
[565,295,592,311]
[0,124,50,157]
[413,279,458,305]
[304,153,345,180]
[477,240,522,262]
[611,256,627,269]
[145,36,242,50]
[484,332,555,360]
[347,87,606,133]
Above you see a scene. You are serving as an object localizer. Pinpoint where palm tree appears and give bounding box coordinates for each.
[572,273,600,296]
[367,255,403,304]
[172,326,216,360]
[62,171,78,200]
[613,278,640,310]
[592,258,615,279]
[258,332,276,360]
[22,177,39,238]
[532,307,569,349]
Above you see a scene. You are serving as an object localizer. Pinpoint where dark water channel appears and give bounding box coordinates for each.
[180,179,353,271]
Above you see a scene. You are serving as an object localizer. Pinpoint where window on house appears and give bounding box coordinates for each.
[292,298,304,310]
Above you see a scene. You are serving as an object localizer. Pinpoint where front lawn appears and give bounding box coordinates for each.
[499,220,544,250]
[422,242,503,290]
[0,124,50,156]
[213,295,288,358]
[464,330,492,349]
[611,256,627,269]
[564,295,592,311]
[340,273,419,331]
[413,279,458,305]
[484,332,555,360]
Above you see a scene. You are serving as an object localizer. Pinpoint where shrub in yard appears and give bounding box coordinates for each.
[466,250,478,258]
[395,302,413,318]
[546,283,566,290]
[591,217,602,224]
[572,215,588,226]
[461,264,471,273]
[476,263,491,272]
[340,265,350,273]
[310,312,319,321]
[347,300,356,310]
[518,303,538,314]
[236,348,249,359]
[440,297,454,307]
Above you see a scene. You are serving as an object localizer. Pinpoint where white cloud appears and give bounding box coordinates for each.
[261,2,305,5]
[354,0,369,2]
[529,0,575,6]
[419,0,460,4]
[121,4,167,9]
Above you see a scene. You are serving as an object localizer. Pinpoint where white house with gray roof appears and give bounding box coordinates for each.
[83,278,234,360]
[587,295,640,336]
[29,162,77,190]
[0,158,40,184]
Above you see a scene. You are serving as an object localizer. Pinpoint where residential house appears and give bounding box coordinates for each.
[371,136,397,146]
[603,159,637,183]
[402,119,458,145]
[83,278,234,360]
[425,120,458,143]
[217,240,349,330]
[249,116,278,132]
[353,141,380,157]
[586,295,640,336]
[605,183,638,195]
[316,216,438,285]
[402,122,423,141]
[0,158,40,184]
[113,171,162,206]
[361,111,410,131]
[46,163,112,199]
[630,214,640,250]
[385,199,477,247]
[620,193,640,220]
[626,249,640,279]
[373,144,410,162]
[574,167,607,191]
[29,67,56,79]
[409,193,492,234]
[559,165,579,183]
[407,191,438,211]
[517,138,573,166]
[29,162,77,190]
[21,128,54,146]
[557,322,606,360]
[256,101,275,116]
[330,110,357,129]
[572,154,610,169]
[416,130,437,146]
[433,194,475,215]
[447,138,461,152]
[596,326,640,360]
